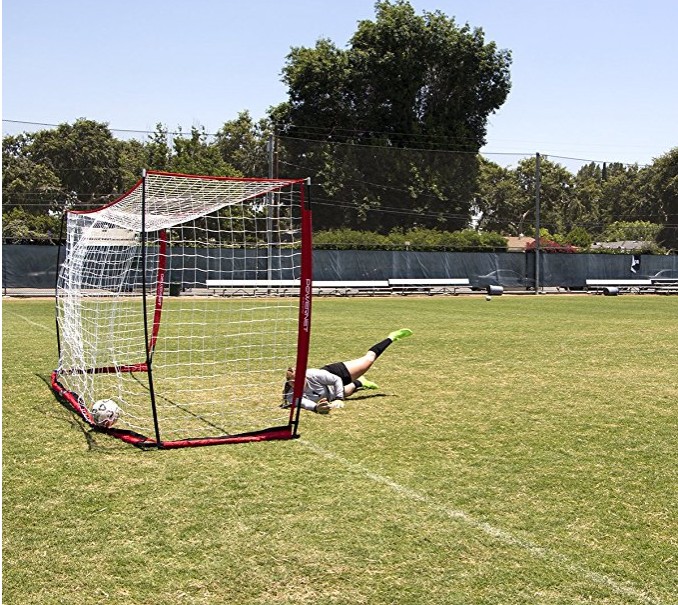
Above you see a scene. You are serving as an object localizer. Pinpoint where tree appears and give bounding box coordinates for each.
[27,119,122,208]
[215,111,272,177]
[602,220,663,242]
[2,133,65,214]
[645,147,678,249]
[565,226,593,248]
[2,206,61,243]
[145,124,173,172]
[474,157,522,233]
[512,156,576,236]
[273,0,512,232]
[168,126,239,177]
[572,162,604,237]
[598,163,645,229]
[117,138,150,191]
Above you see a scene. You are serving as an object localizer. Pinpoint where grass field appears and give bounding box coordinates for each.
[3,295,676,605]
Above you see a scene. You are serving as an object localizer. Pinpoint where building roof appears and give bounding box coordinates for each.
[590,241,647,251]
[506,236,535,251]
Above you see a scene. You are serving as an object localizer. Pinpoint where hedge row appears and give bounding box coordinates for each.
[312,228,508,251]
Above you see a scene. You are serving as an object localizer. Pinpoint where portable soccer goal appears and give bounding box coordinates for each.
[51,170,313,448]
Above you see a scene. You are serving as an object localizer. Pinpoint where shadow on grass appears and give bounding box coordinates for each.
[347,392,390,401]
[37,372,143,453]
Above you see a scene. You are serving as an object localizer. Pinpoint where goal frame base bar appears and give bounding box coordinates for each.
[51,371,299,449]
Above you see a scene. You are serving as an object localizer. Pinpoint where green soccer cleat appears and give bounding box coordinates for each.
[388,328,413,342]
[360,378,379,390]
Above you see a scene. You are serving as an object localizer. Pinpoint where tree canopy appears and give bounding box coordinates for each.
[4,123,676,250]
[2,0,676,250]
[473,152,677,249]
[648,147,678,248]
[273,0,512,232]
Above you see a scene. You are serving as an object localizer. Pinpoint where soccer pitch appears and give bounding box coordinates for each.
[3,295,676,604]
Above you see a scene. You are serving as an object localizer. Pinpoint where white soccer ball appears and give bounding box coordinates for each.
[91,399,121,428]
[485,295,492,301]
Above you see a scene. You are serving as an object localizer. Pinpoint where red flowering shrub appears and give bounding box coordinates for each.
[525,239,577,253]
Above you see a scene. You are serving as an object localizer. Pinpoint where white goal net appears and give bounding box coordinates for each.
[51,171,312,447]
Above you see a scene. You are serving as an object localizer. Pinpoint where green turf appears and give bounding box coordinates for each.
[3,295,676,604]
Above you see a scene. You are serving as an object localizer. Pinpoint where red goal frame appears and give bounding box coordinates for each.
[51,171,313,448]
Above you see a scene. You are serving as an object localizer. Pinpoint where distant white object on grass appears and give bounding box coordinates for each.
[91,399,121,428]
[485,295,492,301]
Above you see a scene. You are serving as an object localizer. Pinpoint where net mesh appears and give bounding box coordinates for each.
[54,171,308,445]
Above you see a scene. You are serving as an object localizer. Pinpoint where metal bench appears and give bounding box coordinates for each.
[388,278,470,295]
[313,280,390,296]
[585,279,653,295]
[205,279,390,297]
[205,279,299,297]
[649,278,678,294]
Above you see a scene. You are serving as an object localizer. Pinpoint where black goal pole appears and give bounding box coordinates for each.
[53,211,67,359]
[140,169,163,447]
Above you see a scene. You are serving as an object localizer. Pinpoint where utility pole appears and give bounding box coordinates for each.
[266,133,275,283]
[535,152,541,293]
[267,133,275,179]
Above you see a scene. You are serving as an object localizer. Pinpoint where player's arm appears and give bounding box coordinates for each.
[282,395,327,413]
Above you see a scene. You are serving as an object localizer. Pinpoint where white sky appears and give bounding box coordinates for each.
[3,0,677,167]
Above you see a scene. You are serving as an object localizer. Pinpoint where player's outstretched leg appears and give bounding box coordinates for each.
[341,328,413,397]
[343,328,413,380]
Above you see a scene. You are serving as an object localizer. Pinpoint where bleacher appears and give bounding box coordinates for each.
[205,280,299,297]
[196,276,678,298]
[205,279,391,297]
[388,278,469,295]
[586,279,654,295]
[204,278,469,297]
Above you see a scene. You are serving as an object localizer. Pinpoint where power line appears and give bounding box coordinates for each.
[2,119,203,138]
[4,118,655,168]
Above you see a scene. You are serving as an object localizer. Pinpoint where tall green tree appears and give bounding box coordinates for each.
[168,126,239,176]
[117,138,150,191]
[145,124,173,172]
[474,157,522,233]
[27,118,122,208]
[598,163,644,228]
[512,156,576,237]
[2,133,65,214]
[2,120,124,214]
[273,0,512,233]
[572,162,604,236]
[645,147,678,248]
[215,111,271,177]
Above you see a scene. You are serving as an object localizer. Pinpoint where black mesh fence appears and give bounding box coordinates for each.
[4,245,677,291]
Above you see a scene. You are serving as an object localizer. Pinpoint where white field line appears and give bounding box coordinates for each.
[300,439,664,605]
[5,312,54,333]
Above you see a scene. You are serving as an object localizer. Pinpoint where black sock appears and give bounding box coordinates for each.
[369,338,392,359]
[353,380,363,389]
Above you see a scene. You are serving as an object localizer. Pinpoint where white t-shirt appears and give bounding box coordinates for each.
[285,368,345,410]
